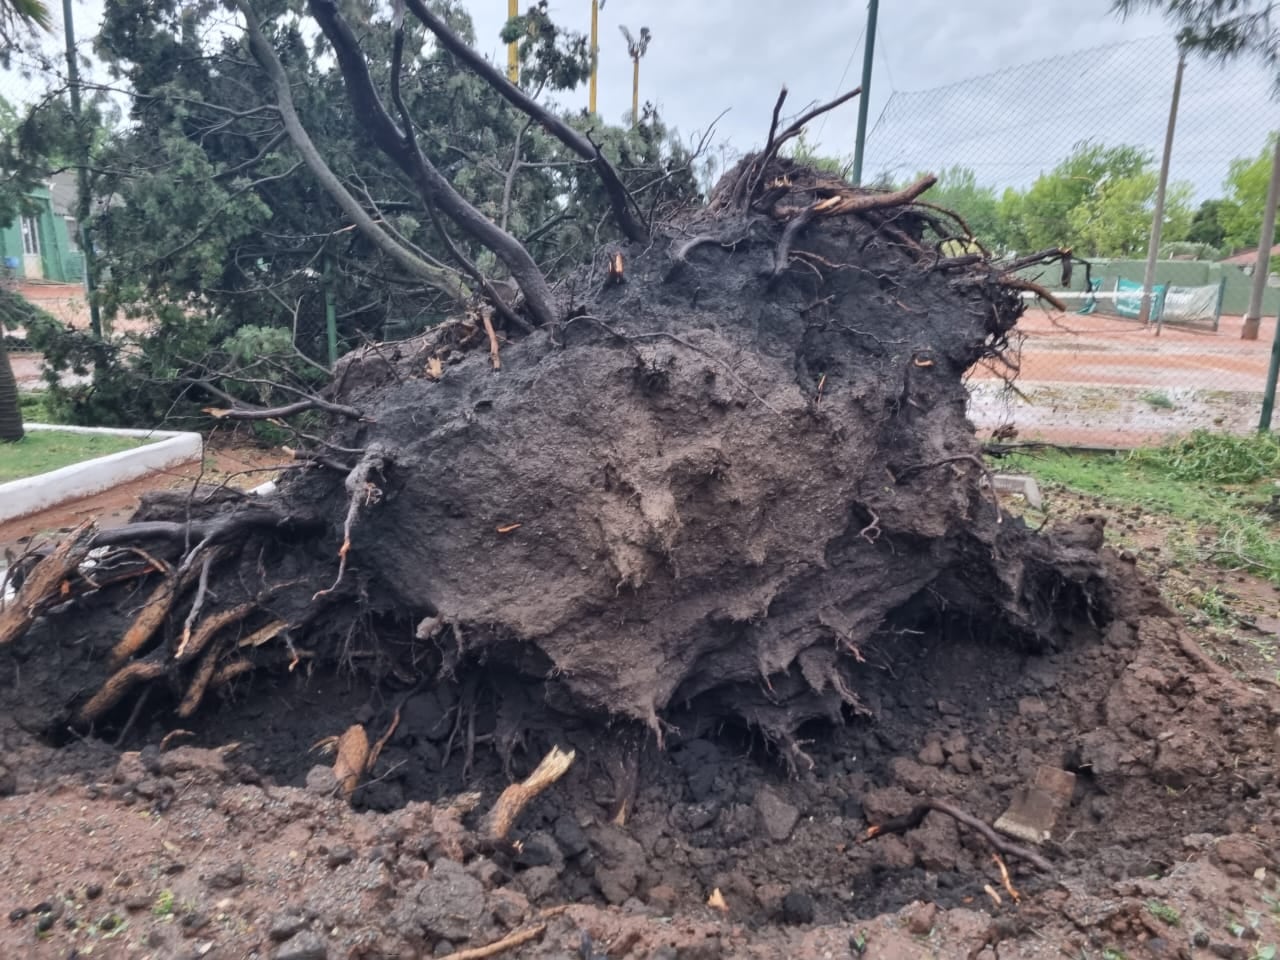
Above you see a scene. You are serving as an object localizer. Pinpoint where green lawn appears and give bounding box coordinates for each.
[1001,430,1280,584]
[0,430,152,482]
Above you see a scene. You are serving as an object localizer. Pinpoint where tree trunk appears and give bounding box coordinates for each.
[0,336,24,442]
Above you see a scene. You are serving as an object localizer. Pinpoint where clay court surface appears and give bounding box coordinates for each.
[7,285,1278,447]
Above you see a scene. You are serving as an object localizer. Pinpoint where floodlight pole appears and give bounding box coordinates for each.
[1139,47,1185,335]
[850,0,878,186]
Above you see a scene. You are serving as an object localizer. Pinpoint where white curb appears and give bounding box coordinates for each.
[0,423,204,524]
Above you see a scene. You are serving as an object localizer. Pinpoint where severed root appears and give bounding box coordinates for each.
[209,660,254,689]
[861,798,1054,874]
[435,923,546,960]
[78,660,167,724]
[482,745,576,845]
[0,520,96,646]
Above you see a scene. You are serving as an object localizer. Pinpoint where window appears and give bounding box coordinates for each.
[20,216,40,256]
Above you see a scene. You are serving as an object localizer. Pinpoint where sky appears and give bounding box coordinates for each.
[8,0,1279,198]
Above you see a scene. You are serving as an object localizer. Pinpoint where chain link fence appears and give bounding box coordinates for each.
[866,34,1280,447]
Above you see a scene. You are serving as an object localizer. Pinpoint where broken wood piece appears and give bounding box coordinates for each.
[994,765,1076,846]
[482,745,576,844]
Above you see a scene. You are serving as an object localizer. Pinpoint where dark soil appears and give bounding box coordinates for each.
[1,548,1277,959]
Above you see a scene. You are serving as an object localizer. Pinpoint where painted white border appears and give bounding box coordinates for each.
[0,423,204,523]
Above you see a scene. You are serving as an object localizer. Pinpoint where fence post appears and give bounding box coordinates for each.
[1261,318,1280,431]
[1140,47,1185,332]
[850,0,879,186]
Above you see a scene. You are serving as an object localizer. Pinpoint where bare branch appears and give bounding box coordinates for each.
[306,0,560,327]
[235,0,469,307]
[401,0,648,242]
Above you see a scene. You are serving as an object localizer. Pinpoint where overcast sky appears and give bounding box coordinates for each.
[10,0,1280,197]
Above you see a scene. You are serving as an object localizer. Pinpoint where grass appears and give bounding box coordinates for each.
[1002,431,1280,584]
[0,429,151,482]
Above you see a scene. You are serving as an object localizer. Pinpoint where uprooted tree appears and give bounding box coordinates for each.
[0,0,1108,770]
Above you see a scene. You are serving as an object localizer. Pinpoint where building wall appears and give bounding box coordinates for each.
[0,187,84,283]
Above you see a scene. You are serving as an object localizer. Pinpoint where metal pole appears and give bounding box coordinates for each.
[1243,133,1280,341]
[506,0,519,83]
[1140,48,1184,334]
[588,0,599,114]
[850,0,879,186]
[62,0,101,338]
[1260,318,1280,431]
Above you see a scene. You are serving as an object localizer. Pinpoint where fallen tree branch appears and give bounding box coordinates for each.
[306,0,562,327]
[402,0,647,242]
[860,798,1054,873]
[235,0,470,305]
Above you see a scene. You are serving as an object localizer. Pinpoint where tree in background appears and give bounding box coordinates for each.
[1217,134,1280,251]
[0,0,55,442]
[16,0,702,427]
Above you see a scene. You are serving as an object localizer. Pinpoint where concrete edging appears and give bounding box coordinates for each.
[0,423,204,524]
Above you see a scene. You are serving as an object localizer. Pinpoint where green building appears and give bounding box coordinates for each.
[0,175,85,284]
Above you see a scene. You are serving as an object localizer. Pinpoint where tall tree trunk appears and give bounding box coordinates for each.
[0,336,25,442]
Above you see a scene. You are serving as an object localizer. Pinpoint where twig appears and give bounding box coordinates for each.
[435,924,547,960]
[991,853,1021,903]
[860,798,1054,873]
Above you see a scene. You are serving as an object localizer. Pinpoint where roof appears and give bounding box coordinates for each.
[1221,243,1280,266]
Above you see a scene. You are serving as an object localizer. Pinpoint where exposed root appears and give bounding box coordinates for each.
[0,521,96,646]
[992,853,1022,904]
[482,745,576,845]
[236,619,288,649]
[177,639,227,718]
[78,660,167,724]
[209,660,254,689]
[176,602,256,663]
[112,573,185,667]
[996,275,1067,311]
[861,798,1055,873]
[482,309,502,370]
[314,444,389,600]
